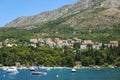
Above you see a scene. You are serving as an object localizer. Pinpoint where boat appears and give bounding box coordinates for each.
[31,65,47,75]
[71,68,76,72]
[31,71,47,75]
[29,66,36,71]
[6,67,19,73]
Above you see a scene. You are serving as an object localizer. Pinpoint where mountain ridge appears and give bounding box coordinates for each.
[4,0,120,30]
[5,0,93,28]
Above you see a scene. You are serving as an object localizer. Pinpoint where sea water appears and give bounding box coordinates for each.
[0,68,120,80]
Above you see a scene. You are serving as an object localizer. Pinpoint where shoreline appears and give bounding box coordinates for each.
[0,65,120,70]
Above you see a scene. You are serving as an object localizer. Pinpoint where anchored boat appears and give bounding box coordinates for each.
[6,67,19,73]
[71,68,76,72]
[31,71,47,75]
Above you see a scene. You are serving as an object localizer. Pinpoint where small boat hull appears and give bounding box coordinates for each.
[31,71,47,75]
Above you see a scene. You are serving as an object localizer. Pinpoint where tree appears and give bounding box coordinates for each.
[73,42,81,49]
[95,56,104,65]
[81,56,95,66]
[114,57,120,67]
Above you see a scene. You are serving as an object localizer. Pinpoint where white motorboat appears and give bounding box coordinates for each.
[71,68,76,72]
[6,67,19,73]
[29,66,36,71]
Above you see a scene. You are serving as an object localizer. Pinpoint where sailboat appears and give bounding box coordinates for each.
[31,66,47,75]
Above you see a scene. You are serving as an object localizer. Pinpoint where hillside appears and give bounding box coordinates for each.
[5,0,93,28]
[62,0,120,30]
[5,0,120,30]
[0,0,120,42]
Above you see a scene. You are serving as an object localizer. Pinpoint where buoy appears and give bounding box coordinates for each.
[56,75,59,77]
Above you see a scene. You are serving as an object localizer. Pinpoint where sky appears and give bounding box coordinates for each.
[0,0,77,27]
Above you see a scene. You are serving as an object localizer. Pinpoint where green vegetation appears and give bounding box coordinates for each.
[0,28,32,42]
[0,44,120,67]
[0,23,119,67]
[0,45,74,67]
[0,23,120,43]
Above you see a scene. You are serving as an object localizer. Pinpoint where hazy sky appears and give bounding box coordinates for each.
[0,0,77,27]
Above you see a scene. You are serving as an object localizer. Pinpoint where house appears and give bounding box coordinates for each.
[54,38,63,47]
[80,44,87,50]
[92,43,102,50]
[38,38,45,46]
[54,38,73,48]
[108,41,119,47]
[30,39,38,43]
[6,43,17,47]
[54,38,60,43]
[6,44,12,47]
[56,40,63,47]
[28,43,37,48]
[62,40,69,46]
[67,39,74,44]
[83,40,94,45]
[38,38,45,43]
[73,37,81,43]
[45,38,56,47]
[67,39,74,48]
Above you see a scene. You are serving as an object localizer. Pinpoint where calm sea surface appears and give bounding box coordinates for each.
[0,68,120,80]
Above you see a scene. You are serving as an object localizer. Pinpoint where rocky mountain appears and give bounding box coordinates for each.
[61,0,120,30]
[5,0,120,30]
[5,0,93,27]
[0,0,120,42]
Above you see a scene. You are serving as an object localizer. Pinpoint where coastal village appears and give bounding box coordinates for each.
[0,37,119,49]
[0,37,119,69]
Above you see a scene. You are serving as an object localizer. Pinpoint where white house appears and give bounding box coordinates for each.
[80,44,87,50]
[30,39,38,43]
[6,43,17,47]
